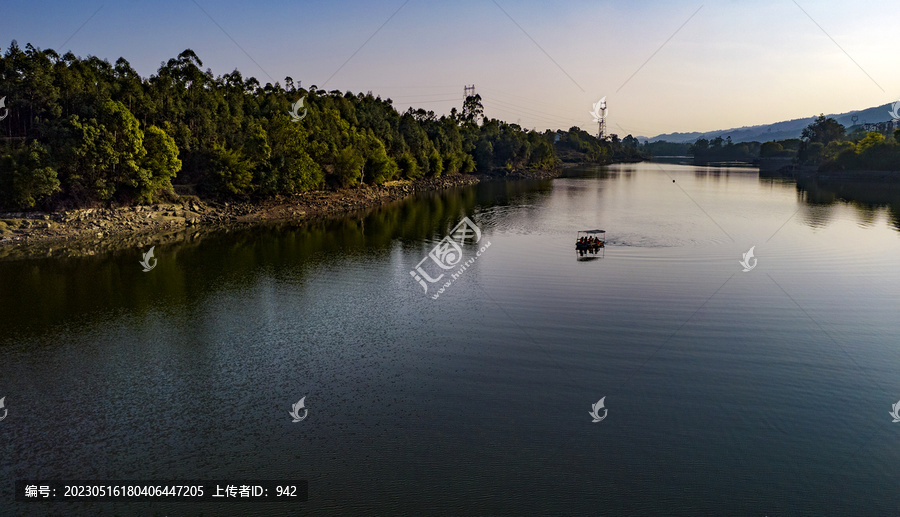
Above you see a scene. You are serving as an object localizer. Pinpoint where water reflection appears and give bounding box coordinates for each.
[576,247,604,261]
[560,166,634,181]
[694,168,730,179]
[4,167,900,341]
[792,175,900,231]
[0,179,554,338]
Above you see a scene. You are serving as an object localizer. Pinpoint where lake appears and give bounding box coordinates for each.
[2,162,899,515]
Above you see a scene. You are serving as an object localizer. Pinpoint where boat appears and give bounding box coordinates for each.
[575,229,605,250]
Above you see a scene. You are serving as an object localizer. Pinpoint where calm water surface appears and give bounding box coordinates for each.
[2,163,900,515]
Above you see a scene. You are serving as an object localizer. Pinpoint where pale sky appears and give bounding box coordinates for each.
[6,0,898,137]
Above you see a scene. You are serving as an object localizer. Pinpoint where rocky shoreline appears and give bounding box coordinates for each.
[0,167,566,260]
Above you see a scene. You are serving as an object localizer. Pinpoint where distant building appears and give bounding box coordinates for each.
[861,121,893,133]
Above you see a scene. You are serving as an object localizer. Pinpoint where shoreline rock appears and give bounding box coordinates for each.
[0,167,566,260]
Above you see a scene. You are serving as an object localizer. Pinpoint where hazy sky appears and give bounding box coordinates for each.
[6,0,898,137]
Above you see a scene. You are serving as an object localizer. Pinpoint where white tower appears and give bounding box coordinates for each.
[598,98,607,139]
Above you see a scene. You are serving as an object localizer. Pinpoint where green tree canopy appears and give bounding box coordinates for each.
[802,115,845,145]
[0,42,645,209]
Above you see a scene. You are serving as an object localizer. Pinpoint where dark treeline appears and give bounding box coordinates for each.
[688,136,760,163]
[554,128,643,163]
[644,115,900,172]
[761,115,900,172]
[640,138,761,163]
[0,42,641,211]
[639,138,760,163]
[641,140,691,157]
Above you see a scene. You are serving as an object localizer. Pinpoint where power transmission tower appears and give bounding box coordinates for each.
[597,98,607,139]
[464,84,475,100]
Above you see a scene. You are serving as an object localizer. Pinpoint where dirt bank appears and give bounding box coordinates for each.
[0,168,564,260]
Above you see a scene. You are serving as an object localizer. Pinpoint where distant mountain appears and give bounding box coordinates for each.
[645,102,897,144]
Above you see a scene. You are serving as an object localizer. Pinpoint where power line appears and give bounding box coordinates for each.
[477,85,573,111]
[483,96,575,120]
[387,92,465,100]
[368,85,458,90]
[482,103,579,128]
[481,102,576,128]
[394,98,460,105]
[483,97,581,125]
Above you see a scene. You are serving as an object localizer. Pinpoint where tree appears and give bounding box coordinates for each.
[441,152,462,175]
[62,99,146,202]
[802,115,845,145]
[690,138,709,154]
[262,115,322,194]
[208,145,252,195]
[427,147,443,177]
[822,140,854,162]
[361,130,398,184]
[760,141,783,157]
[460,154,476,173]
[461,94,483,124]
[528,132,555,169]
[474,140,493,172]
[139,125,181,202]
[805,142,825,164]
[333,146,364,187]
[397,152,420,179]
[0,141,60,209]
[855,132,885,154]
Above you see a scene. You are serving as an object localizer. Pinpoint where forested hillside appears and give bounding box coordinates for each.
[0,42,640,211]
